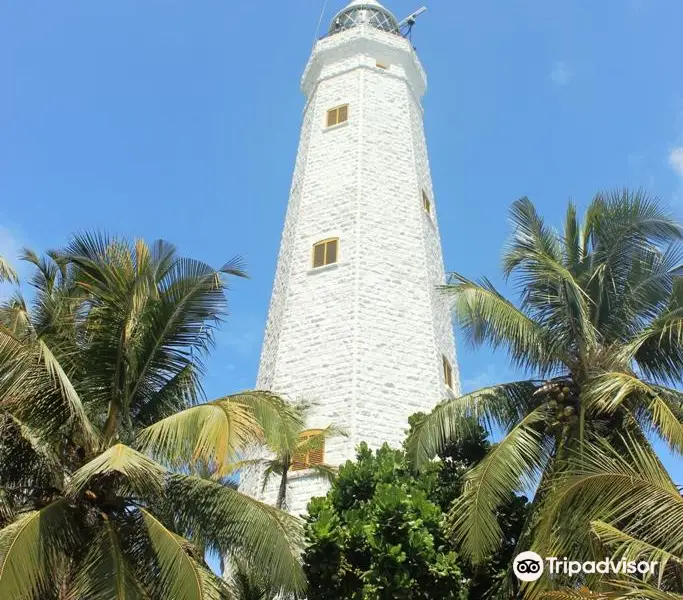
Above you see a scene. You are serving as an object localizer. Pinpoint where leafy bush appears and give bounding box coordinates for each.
[303,415,529,599]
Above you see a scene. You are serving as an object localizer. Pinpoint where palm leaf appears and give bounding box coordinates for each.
[134,363,201,426]
[503,196,563,275]
[67,516,145,600]
[0,489,14,528]
[293,424,347,454]
[137,392,294,472]
[623,305,683,385]
[225,554,272,600]
[161,474,306,595]
[0,256,18,284]
[584,372,655,414]
[441,273,563,373]
[541,435,683,563]
[563,202,583,272]
[67,443,166,499]
[590,520,681,585]
[238,391,304,454]
[543,583,683,600]
[36,339,99,448]
[0,331,97,448]
[304,463,338,485]
[448,403,553,561]
[644,390,683,454]
[405,380,540,469]
[541,591,608,599]
[139,508,223,600]
[0,499,78,599]
[583,374,683,454]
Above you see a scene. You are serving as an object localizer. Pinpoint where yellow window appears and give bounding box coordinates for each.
[291,430,325,471]
[327,104,349,127]
[422,189,431,214]
[312,238,339,268]
[443,355,453,389]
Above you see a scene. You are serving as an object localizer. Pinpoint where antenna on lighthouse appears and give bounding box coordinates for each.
[398,6,427,37]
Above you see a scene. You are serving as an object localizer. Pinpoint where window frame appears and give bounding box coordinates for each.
[311,237,339,268]
[326,104,349,128]
[442,355,453,389]
[291,429,325,472]
[422,189,432,215]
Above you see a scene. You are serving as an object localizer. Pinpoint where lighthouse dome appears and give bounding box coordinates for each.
[328,0,400,36]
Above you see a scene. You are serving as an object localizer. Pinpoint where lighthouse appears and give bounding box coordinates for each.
[240,0,460,515]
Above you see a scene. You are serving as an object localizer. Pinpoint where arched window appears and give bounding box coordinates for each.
[312,238,339,268]
[291,429,325,471]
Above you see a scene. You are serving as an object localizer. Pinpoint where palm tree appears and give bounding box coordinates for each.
[407,191,683,578]
[0,233,306,599]
[235,402,345,510]
[541,435,683,599]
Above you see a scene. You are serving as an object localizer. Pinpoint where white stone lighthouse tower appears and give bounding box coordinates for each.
[241,0,460,515]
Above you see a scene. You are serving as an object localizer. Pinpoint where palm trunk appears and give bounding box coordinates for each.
[276,462,289,509]
[102,401,119,446]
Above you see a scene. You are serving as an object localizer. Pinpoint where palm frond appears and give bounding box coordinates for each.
[442,273,564,373]
[304,463,338,485]
[134,363,201,426]
[612,245,683,331]
[293,424,347,454]
[582,190,683,336]
[503,196,562,276]
[225,554,272,600]
[68,516,145,600]
[161,474,306,596]
[0,499,78,599]
[629,311,683,385]
[583,374,683,454]
[67,444,166,499]
[0,489,14,529]
[0,292,32,336]
[541,435,683,563]
[36,339,99,448]
[589,189,683,249]
[599,580,683,600]
[219,256,249,279]
[237,391,305,454]
[0,332,97,449]
[542,589,614,600]
[448,403,553,561]
[563,202,583,272]
[0,412,64,489]
[137,391,301,474]
[405,380,540,469]
[590,520,681,582]
[139,507,223,600]
[644,390,683,455]
[136,393,269,471]
[0,256,18,284]
[543,582,683,600]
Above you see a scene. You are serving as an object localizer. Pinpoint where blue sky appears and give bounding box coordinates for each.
[2,0,683,495]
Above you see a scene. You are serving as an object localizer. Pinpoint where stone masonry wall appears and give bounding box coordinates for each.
[239,25,459,516]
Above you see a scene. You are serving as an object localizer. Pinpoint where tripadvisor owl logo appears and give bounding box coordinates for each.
[513,551,544,582]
